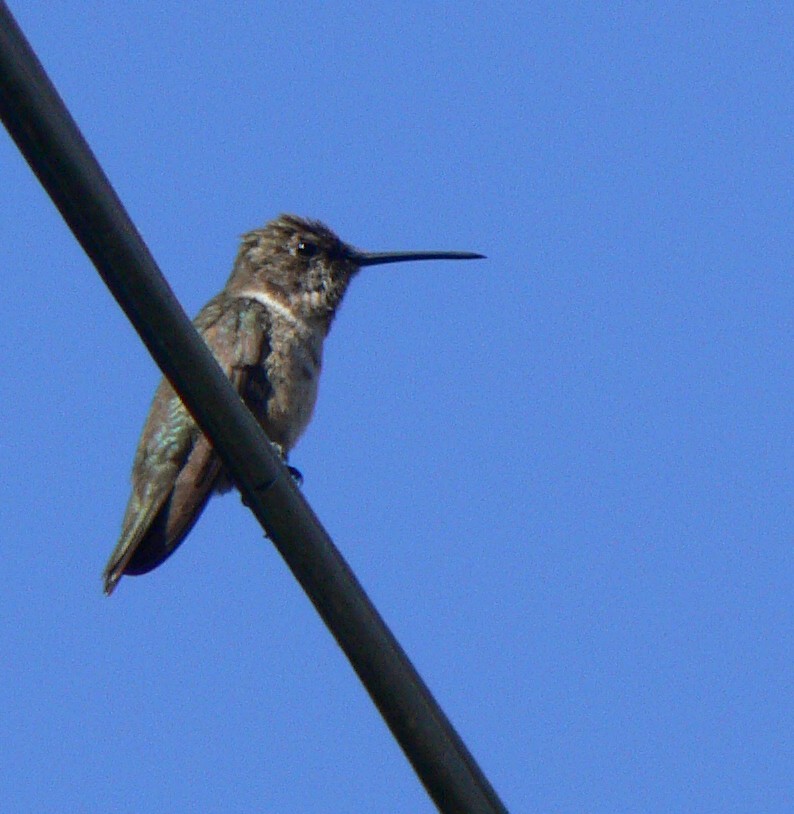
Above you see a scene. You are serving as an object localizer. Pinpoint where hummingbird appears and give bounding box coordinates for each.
[103,214,483,594]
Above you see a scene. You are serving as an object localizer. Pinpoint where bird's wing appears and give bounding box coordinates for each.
[102,296,272,593]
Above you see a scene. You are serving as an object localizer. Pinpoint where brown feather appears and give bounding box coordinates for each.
[102,297,272,593]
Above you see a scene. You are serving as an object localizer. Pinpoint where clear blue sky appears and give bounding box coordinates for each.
[1,3,791,812]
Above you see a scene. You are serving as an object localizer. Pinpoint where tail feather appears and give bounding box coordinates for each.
[103,488,172,594]
[103,436,222,595]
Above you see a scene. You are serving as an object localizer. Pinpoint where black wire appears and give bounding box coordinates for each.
[0,4,509,812]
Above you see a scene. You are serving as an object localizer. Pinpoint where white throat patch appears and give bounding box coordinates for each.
[236,289,303,327]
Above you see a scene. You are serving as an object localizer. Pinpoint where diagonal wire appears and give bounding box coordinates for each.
[0,4,509,814]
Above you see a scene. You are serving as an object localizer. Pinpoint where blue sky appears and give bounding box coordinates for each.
[1,3,792,811]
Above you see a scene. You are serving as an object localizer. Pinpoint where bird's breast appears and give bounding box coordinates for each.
[260,316,324,453]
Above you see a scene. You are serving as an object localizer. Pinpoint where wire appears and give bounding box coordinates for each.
[0,4,509,812]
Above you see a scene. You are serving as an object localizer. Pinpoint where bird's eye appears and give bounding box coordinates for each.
[296,240,318,258]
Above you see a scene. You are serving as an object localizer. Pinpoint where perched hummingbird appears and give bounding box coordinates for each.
[103,214,483,594]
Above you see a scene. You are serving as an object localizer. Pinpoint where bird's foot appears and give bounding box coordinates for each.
[271,441,303,486]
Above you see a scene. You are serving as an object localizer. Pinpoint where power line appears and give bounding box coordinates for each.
[0,4,509,813]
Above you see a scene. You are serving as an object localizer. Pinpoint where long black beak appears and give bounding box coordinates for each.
[352,250,485,267]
